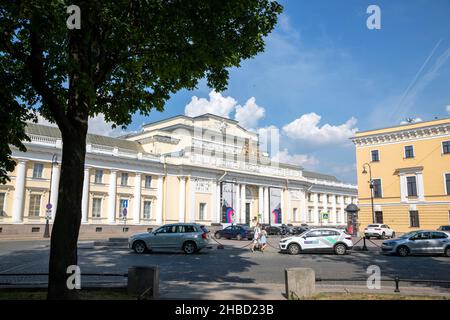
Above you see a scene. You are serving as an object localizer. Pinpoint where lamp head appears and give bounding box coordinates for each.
[362,167,367,175]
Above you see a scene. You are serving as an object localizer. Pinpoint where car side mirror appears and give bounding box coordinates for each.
[302,236,307,239]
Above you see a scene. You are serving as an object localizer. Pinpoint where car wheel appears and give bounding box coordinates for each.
[334,243,347,255]
[444,246,450,257]
[133,240,147,254]
[183,241,197,254]
[215,232,221,239]
[380,232,386,240]
[288,243,301,255]
[397,245,409,257]
[236,234,242,241]
[391,232,396,239]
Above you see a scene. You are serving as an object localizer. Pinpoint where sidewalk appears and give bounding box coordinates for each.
[158,280,450,300]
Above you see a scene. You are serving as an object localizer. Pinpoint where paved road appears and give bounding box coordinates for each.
[0,237,449,293]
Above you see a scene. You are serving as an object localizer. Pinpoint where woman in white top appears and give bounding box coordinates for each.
[251,223,262,252]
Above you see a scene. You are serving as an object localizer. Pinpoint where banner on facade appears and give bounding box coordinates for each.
[269,187,282,224]
[221,182,236,223]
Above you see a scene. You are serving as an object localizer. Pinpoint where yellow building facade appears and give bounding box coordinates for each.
[352,118,450,232]
[0,113,357,236]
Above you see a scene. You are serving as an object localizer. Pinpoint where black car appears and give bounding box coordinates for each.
[437,226,450,232]
[292,226,309,235]
[215,225,254,240]
[264,225,285,235]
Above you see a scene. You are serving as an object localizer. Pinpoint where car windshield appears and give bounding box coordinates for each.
[368,224,380,227]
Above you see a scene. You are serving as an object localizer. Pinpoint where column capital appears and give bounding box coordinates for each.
[16,158,28,164]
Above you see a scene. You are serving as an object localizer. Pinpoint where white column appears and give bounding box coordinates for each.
[178,177,186,222]
[133,173,142,224]
[339,196,345,224]
[313,193,319,225]
[156,175,163,225]
[331,195,337,224]
[300,189,307,223]
[322,193,328,224]
[416,173,425,201]
[108,170,117,224]
[400,174,407,202]
[81,167,90,223]
[216,181,221,223]
[286,190,292,224]
[281,188,286,224]
[234,183,240,224]
[12,159,27,223]
[240,184,246,224]
[50,163,60,220]
[189,178,195,222]
[258,186,264,223]
[263,187,269,224]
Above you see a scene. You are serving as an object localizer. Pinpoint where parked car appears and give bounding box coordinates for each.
[279,228,353,255]
[381,230,450,257]
[129,223,210,254]
[264,225,285,235]
[292,226,309,235]
[281,224,294,235]
[437,225,450,232]
[364,224,395,239]
[215,225,254,240]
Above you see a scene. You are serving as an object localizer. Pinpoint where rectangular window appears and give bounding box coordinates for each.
[327,195,332,204]
[443,141,450,154]
[0,193,5,217]
[404,145,414,159]
[371,150,379,162]
[143,201,152,219]
[317,194,322,202]
[94,170,103,184]
[145,175,152,189]
[409,210,420,227]
[92,198,102,218]
[308,209,313,222]
[119,199,129,218]
[28,194,41,217]
[445,174,450,195]
[372,179,382,198]
[293,208,298,221]
[199,203,207,220]
[307,193,312,202]
[407,176,418,197]
[121,173,129,186]
[32,163,44,179]
[375,211,383,224]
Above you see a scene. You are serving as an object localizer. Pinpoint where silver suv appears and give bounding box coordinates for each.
[129,223,210,254]
[381,230,450,257]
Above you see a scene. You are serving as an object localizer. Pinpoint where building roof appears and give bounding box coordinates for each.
[302,170,339,182]
[25,122,144,152]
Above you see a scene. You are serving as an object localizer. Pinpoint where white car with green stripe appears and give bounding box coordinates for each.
[279,228,353,255]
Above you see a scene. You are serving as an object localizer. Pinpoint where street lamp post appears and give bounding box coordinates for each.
[362,163,375,224]
[44,154,58,238]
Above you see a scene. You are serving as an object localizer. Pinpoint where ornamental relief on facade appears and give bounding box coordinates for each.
[194,178,212,193]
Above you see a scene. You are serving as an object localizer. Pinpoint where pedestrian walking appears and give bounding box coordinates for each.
[259,229,268,253]
[251,223,262,252]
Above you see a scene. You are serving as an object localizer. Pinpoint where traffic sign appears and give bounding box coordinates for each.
[46,203,52,210]
[122,200,128,208]
[122,208,127,217]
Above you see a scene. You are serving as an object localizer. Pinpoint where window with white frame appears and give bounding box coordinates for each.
[293,208,298,222]
[121,173,129,186]
[308,208,313,222]
[404,145,414,159]
[32,163,44,179]
[119,199,129,218]
[94,170,103,184]
[145,175,152,189]
[92,198,102,218]
[199,203,207,220]
[442,141,450,154]
[0,193,5,217]
[371,150,380,162]
[407,176,418,197]
[143,201,152,219]
[445,174,450,195]
[28,194,41,217]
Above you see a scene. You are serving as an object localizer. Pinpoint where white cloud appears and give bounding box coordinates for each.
[446,105,450,114]
[282,112,358,145]
[272,148,319,169]
[33,112,126,137]
[184,91,237,119]
[234,97,265,130]
[257,125,280,156]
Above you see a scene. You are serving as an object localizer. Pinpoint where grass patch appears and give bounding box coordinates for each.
[0,288,133,300]
[307,292,449,300]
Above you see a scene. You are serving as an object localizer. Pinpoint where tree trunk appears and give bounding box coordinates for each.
[47,124,87,300]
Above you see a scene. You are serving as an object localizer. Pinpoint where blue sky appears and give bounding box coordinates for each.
[94,0,450,183]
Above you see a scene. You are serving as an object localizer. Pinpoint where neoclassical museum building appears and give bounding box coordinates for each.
[0,113,357,236]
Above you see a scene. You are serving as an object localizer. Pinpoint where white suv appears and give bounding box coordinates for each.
[279,228,353,255]
[364,224,395,239]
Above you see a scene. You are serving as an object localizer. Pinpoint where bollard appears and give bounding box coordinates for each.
[128,266,159,299]
[285,268,315,299]
[362,237,368,251]
[394,276,400,293]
